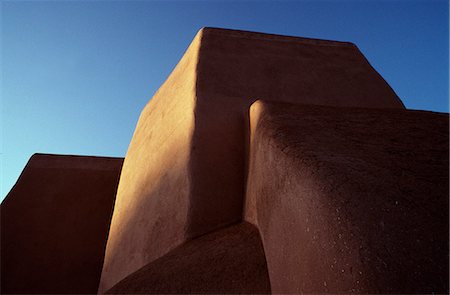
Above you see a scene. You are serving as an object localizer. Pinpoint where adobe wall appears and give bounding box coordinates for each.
[4,28,447,294]
[197,28,404,107]
[245,101,449,293]
[105,222,270,294]
[97,29,200,293]
[1,154,123,294]
[99,27,407,292]
[188,27,405,237]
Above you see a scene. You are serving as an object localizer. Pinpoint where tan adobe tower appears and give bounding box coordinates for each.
[99,27,423,294]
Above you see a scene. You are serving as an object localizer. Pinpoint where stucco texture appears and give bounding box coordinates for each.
[106,222,270,294]
[245,101,449,294]
[99,27,406,293]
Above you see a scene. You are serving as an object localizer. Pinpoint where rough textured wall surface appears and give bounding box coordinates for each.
[189,27,405,239]
[1,154,123,294]
[245,101,449,294]
[105,222,270,294]
[99,27,407,292]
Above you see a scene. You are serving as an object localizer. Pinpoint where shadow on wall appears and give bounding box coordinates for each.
[187,96,258,238]
[1,154,123,294]
[105,222,271,294]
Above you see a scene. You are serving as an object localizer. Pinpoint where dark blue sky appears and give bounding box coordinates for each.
[2,0,448,200]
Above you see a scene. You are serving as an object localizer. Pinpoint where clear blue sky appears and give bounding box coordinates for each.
[1,0,448,201]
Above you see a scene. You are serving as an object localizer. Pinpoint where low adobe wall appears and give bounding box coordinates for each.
[105,222,270,294]
[245,101,449,293]
[1,154,123,294]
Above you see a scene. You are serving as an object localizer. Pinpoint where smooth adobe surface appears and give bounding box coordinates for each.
[196,28,405,107]
[99,27,406,293]
[98,29,200,293]
[105,222,270,294]
[1,153,123,294]
[245,101,449,294]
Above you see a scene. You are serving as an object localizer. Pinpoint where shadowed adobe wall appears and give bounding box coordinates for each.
[1,154,123,294]
[105,222,270,294]
[99,27,406,292]
[245,101,449,294]
[189,27,405,237]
